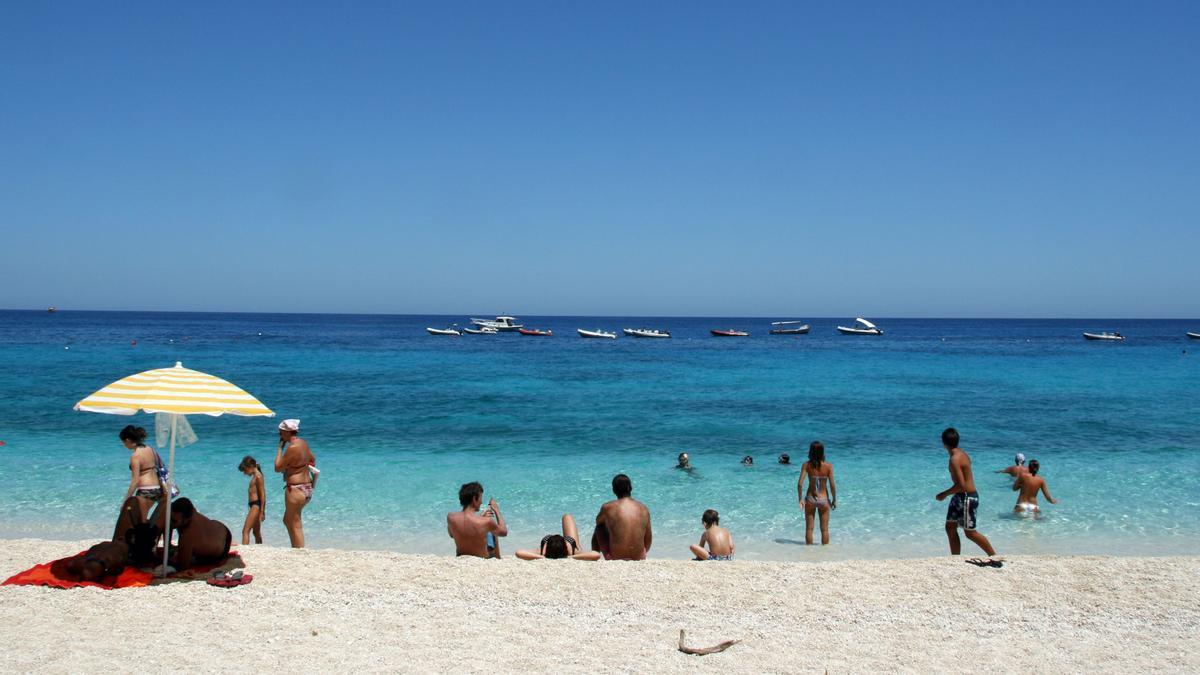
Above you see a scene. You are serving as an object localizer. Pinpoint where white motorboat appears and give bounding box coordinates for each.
[769,321,811,335]
[470,316,523,332]
[462,326,498,335]
[836,318,883,336]
[623,328,671,338]
[578,328,617,339]
[1187,332,1200,340]
[1083,331,1125,341]
[427,326,461,336]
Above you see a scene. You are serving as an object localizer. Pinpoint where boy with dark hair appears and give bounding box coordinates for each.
[447,481,507,558]
[689,509,735,561]
[935,428,1002,567]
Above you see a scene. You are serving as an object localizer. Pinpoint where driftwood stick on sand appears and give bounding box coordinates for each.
[678,629,741,655]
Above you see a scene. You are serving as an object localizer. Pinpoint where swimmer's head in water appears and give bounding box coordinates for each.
[612,473,632,498]
[543,534,569,559]
[1015,453,1026,466]
[1029,459,1040,476]
[677,452,690,466]
[741,456,753,465]
[779,453,790,464]
[459,481,483,507]
[702,509,719,526]
[942,427,960,449]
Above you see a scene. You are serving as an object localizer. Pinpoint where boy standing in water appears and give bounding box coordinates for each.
[935,428,1001,565]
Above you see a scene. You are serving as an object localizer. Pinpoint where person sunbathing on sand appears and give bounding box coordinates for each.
[1012,459,1058,514]
[168,498,232,571]
[689,509,734,560]
[516,514,601,560]
[447,482,508,558]
[592,473,651,560]
[66,541,130,581]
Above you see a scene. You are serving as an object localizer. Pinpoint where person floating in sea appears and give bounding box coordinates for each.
[689,509,734,560]
[778,453,791,465]
[119,425,166,521]
[274,419,316,548]
[167,498,232,572]
[592,473,652,560]
[447,481,508,558]
[798,441,837,545]
[238,456,266,545]
[741,455,754,466]
[936,428,1002,566]
[1012,459,1058,515]
[676,452,692,470]
[515,514,600,561]
[996,453,1029,482]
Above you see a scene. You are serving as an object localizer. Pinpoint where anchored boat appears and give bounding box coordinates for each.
[1083,331,1125,341]
[836,318,883,336]
[711,329,749,337]
[426,326,460,336]
[518,328,553,336]
[470,316,523,332]
[623,328,671,338]
[577,328,617,339]
[769,321,811,335]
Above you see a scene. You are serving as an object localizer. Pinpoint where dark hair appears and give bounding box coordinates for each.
[808,441,825,469]
[119,425,148,446]
[702,509,719,526]
[238,456,259,472]
[171,497,195,522]
[543,534,569,559]
[941,427,960,448]
[459,481,483,507]
[1029,459,1040,476]
[612,474,632,498]
[779,453,790,464]
[741,455,753,465]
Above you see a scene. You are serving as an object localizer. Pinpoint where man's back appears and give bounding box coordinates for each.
[950,448,978,493]
[598,497,651,560]
[447,511,492,558]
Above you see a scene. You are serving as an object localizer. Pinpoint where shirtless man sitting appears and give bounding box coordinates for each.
[446,482,508,558]
[591,474,652,560]
[1012,459,1059,514]
[168,498,232,571]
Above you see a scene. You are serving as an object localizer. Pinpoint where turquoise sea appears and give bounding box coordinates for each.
[1,310,1197,560]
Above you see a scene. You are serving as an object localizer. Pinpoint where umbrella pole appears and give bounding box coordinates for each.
[161,413,178,578]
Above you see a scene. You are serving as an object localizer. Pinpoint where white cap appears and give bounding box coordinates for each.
[279,419,300,432]
[1015,453,1026,465]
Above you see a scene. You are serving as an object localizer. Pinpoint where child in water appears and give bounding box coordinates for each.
[238,456,266,544]
[689,509,735,560]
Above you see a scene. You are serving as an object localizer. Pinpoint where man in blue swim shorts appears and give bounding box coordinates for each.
[935,428,1001,565]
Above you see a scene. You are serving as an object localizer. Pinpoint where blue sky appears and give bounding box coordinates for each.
[2,2,1197,317]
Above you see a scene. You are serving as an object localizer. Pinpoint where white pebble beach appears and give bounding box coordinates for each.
[1,538,1197,673]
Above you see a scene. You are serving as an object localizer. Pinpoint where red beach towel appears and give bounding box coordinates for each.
[2,548,241,590]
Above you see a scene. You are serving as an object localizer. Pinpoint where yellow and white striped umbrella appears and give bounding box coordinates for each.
[75,361,274,417]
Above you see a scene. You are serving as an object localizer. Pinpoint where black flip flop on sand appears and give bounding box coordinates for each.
[965,558,1004,568]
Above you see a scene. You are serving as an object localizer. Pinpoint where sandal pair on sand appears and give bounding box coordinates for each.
[207,570,253,587]
[965,557,1004,568]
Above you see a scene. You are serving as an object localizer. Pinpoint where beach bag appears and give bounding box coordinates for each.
[154,451,180,499]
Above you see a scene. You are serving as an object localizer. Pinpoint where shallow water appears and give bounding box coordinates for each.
[1,311,1197,559]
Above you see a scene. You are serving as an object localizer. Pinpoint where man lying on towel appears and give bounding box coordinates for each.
[65,541,131,581]
[168,498,233,571]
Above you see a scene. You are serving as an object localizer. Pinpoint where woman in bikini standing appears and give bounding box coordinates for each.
[120,425,165,520]
[274,419,316,548]
[798,440,837,545]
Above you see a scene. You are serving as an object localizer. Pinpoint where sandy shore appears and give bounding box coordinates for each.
[1,539,1197,673]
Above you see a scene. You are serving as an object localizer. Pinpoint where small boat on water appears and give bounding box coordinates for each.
[623,328,671,338]
[837,318,883,336]
[1188,332,1200,340]
[470,316,523,332]
[711,329,750,337]
[769,321,810,335]
[1083,331,1125,341]
[427,326,461,336]
[519,328,553,336]
[577,328,617,339]
[47,307,57,313]
[462,326,498,335]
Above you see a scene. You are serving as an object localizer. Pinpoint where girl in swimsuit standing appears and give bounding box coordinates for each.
[273,419,316,548]
[120,425,164,520]
[798,440,837,545]
[238,456,266,545]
